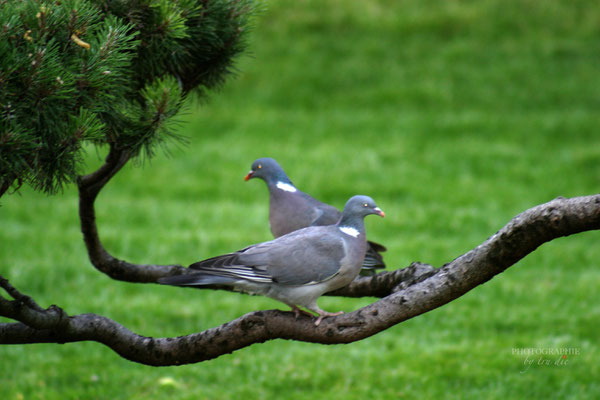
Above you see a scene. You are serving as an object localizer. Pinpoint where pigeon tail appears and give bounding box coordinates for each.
[158,274,236,286]
[361,241,386,271]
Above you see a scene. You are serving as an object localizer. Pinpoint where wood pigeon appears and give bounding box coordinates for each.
[159,195,385,325]
[245,157,386,274]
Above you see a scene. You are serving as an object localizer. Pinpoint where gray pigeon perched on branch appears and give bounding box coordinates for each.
[159,195,385,325]
[245,157,386,274]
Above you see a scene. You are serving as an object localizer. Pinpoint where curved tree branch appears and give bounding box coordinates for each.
[77,146,188,281]
[2,194,599,366]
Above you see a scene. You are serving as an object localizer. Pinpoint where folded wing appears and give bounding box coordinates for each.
[166,227,345,287]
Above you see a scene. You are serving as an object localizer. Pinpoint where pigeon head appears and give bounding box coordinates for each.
[341,195,385,220]
[245,157,291,185]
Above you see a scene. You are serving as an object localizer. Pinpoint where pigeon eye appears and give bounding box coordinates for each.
[258,164,262,169]
[363,203,368,207]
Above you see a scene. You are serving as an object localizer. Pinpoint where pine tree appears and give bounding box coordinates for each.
[0,0,254,197]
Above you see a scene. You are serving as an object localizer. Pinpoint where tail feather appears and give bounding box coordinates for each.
[158,273,236,286]
[361,240,386,273]
[367,240,387,253]
[161,246,272,286]
[188,244,259,270]
[189,252,241,270]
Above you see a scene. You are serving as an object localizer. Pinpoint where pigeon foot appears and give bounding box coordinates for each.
[314,311,344,326]
[290,305,315,319]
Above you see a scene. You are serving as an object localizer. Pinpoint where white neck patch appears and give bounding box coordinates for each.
[339,226,360,238]
[276,181,297,193]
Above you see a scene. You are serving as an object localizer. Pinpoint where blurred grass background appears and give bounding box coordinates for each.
[1,0,599,398]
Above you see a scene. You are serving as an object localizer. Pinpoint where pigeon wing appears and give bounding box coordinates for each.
[252,227,345,286]
[185,227,343,286]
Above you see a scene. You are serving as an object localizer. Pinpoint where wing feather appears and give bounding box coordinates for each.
[183,226,344,286]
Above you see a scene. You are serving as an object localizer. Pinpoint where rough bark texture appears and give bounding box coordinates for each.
[2,191,599,366]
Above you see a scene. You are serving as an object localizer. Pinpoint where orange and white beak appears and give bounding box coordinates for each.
[374,207,385,218]
[244,170,254,181]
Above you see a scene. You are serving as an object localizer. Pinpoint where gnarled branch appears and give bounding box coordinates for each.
[77,146,188,282]
[2,194,599,366]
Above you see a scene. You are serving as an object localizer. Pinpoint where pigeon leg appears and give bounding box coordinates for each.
[314,311,344,326]
[287,304,315,319]
[304,302,344,326]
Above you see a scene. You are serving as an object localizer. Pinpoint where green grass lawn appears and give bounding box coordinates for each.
[1,0,599,398]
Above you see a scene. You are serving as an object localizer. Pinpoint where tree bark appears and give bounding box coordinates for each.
[2,194,599,366]
[77,146,189,281]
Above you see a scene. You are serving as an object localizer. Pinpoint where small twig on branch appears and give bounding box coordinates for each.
[0,276,45,312]
[1,194,599,366]
[0,276,68,330]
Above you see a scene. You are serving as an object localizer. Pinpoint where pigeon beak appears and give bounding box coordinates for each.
[244,170,255,181]
[374,207,385,218]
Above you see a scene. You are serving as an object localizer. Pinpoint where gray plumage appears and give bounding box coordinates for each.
[245,157,386,273]
[159,195,385,325]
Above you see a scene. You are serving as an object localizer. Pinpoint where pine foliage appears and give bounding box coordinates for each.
[0,0,254,195]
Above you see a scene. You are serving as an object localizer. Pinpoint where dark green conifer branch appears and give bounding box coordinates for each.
[0,0,255,197]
